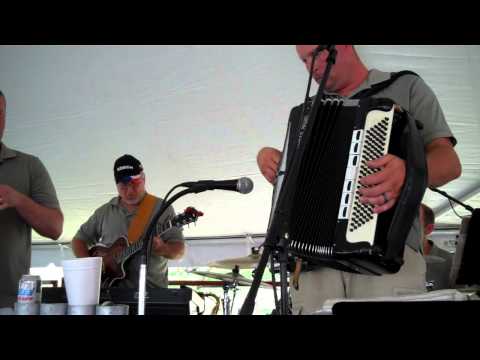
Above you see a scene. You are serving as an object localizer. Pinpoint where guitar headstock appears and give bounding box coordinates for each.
[172,207,204,227]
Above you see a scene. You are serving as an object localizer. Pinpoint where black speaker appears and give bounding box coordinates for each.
[42,287,192,315]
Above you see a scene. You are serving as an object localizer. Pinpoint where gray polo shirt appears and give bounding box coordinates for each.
[74,195,184,288]
[345,69,456,251]
[0,143,60,308]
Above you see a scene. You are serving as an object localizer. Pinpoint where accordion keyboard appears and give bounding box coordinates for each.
[337,106,395,245]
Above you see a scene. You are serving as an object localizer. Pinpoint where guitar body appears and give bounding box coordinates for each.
[89,237,134,288]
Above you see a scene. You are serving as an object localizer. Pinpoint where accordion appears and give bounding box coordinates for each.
[269,97,427,275]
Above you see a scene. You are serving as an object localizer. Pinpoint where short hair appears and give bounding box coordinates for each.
[0,90,4,98]
[421,204,435,226]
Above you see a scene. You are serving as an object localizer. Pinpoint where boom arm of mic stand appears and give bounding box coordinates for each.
[316,46,337,99]
[143,187,199,269]
[137,187,196,315]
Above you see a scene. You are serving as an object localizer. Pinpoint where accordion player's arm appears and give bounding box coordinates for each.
[425,137,462,188]
[257,147,282,185]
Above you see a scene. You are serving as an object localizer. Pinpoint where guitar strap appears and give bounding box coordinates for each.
[127,193,160,245]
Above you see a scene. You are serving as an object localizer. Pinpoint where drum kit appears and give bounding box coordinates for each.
[189,248,274,315]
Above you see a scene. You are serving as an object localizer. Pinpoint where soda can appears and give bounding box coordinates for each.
[17,275,42,304]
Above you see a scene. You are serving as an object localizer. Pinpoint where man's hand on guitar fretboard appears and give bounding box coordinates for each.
[152,235,167,255]
[151,235,185,260]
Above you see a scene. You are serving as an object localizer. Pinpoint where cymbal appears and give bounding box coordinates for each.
[208,253,261,269]
[190,270,271,288]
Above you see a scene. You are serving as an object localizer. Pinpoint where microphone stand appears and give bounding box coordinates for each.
[136,185,203,315]
[240,45,338,315]
[136,181,250,315]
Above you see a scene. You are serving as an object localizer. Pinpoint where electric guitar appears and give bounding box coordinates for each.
[89,207,203,288]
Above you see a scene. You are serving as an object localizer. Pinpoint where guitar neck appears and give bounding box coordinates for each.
[118,219,177,262]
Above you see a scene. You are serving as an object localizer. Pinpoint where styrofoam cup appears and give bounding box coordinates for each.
[62,257,102,306]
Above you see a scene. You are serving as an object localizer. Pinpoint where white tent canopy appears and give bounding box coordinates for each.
[1,45,479,244]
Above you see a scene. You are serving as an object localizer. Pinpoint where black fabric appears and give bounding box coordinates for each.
[456,209,480,285]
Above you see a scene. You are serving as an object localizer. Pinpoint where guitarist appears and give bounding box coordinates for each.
[71,154,185,288]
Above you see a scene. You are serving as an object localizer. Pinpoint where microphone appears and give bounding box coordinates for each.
[180,177,254,194]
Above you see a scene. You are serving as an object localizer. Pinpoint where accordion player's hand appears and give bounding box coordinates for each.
[257,147,282,185]
[357,154,406,214]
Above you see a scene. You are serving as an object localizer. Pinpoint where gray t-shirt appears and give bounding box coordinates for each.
[74,195,184,288]
[0,143,61,308]
[346,69,456,251]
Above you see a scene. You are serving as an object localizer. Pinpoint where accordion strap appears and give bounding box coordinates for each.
[351,71,420,100]
[386,110,428,259]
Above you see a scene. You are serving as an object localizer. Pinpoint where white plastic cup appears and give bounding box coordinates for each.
[61,257,103,306]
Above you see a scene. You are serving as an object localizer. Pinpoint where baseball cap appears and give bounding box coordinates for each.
[113,154,144,184]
